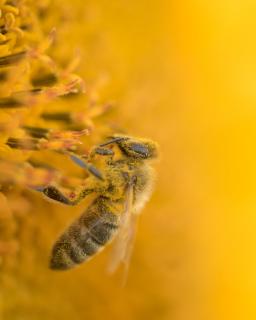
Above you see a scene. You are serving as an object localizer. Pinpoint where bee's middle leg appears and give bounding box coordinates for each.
[40,185,95,206]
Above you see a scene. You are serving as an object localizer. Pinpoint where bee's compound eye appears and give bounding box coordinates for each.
[130,143,149,157]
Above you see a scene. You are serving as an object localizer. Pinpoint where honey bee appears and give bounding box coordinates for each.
[40,134,158,271]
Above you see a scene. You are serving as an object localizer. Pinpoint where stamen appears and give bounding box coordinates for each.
[6,137,40,150]
[41,112,72,123]
[0,51,26,67]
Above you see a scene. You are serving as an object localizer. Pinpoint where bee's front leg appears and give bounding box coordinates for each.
[69,154,104,180]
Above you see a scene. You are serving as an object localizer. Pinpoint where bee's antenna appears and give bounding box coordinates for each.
[99,137,129,147]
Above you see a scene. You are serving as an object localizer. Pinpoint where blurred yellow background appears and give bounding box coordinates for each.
[2,1,256,319]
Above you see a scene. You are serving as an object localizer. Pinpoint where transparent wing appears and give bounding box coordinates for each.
[107,183,139,282]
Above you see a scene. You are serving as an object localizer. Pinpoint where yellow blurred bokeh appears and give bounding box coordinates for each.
[1,1,256,319]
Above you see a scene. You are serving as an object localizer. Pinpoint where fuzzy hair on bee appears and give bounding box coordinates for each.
[39,134,158,271]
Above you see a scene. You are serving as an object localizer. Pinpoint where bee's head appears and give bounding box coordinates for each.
[100,134,158,160]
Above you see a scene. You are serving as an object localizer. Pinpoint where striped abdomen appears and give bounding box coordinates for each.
[50,196,119,270]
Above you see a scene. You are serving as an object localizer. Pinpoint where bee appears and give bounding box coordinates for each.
[40,134,158,271]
